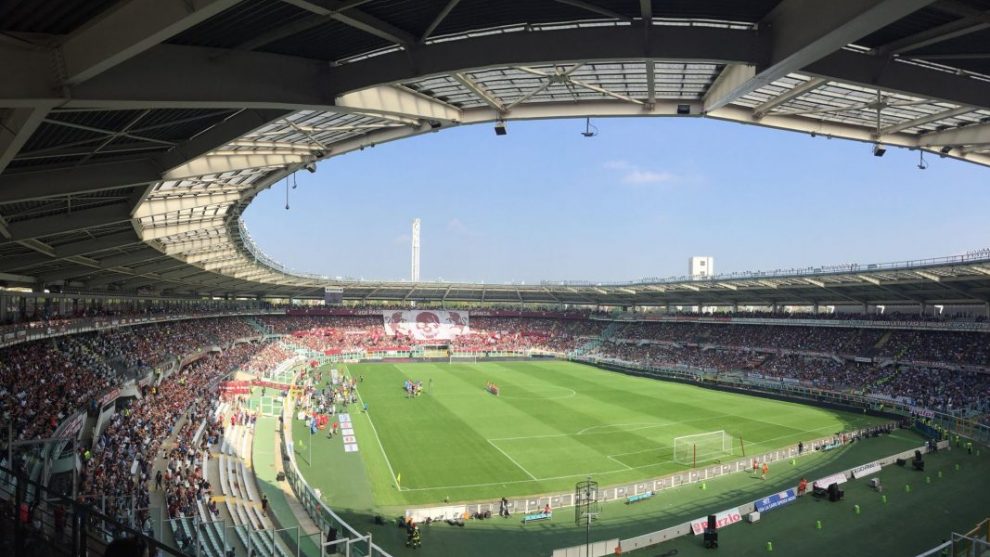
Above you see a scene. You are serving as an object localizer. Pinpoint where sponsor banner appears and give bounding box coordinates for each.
[339,413,351,423]
[691,508,742,535]
[910,406,935,418]
[343,435,356,444]
[813,472,847,490]
[754,488,797,513]
[342,428,354,436]
[850,462,881,479]
[405,505,467,523]
[344,444,359,453]
[383,310,470,340]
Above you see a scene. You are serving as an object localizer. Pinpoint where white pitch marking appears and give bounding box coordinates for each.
[606,454,633,471]
[344,365,402,490]
[486,439,538,481]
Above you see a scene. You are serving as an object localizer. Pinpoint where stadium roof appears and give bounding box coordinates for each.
[2,0,990,305]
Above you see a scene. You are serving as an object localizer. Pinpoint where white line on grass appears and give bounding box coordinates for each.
[606,454,633,470]
[345,365,402,491]
[486,439,539,481]
[411,421,839,492]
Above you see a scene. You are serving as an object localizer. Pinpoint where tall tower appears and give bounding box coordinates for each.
[411,218,421,282]
[689,256,714,280]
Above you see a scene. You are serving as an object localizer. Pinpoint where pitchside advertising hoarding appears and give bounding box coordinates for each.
[383,310,470,341]
[754,488,797,513]
[690,508,743,535]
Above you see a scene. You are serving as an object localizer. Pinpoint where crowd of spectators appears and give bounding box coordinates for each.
[590,338,990,415]
[451,318,604,353]
[78,343,265,531]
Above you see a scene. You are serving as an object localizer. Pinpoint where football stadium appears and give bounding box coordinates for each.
[2,2,990,557]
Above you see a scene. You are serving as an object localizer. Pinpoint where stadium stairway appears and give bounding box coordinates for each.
[246,318,272,337]
[218,420,295,557]
[570,320,624,357]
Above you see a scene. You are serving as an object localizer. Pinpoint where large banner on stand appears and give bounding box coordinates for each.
[383,310,470,341]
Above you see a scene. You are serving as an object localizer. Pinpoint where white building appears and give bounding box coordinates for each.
[689,256,714,280]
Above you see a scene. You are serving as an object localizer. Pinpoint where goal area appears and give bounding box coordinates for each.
[673,430,733,467]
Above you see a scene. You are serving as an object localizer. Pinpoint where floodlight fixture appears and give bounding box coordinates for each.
[872,143,886,157]
[494,120,507,136]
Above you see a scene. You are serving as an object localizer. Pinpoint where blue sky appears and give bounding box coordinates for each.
[242,117,990,283]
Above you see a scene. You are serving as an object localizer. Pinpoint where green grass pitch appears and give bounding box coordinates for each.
[318,360,883,507]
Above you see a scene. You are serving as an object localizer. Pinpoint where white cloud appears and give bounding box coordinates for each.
[603,160,683,186]
[623,169,676,184]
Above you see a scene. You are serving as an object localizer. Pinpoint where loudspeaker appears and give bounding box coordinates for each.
[703,529,719,549]
[896,458,907,466]
[827,483,843,502]
[707,515,717,531]
[912,459,925,471]
[276,472,285,481]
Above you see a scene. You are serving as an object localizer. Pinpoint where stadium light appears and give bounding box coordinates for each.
[872,143,886,157]
[494,120,507,136]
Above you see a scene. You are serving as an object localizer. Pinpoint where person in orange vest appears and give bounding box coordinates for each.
[761,462,769,480]
[614,542,623,555]
[798,477,809,495]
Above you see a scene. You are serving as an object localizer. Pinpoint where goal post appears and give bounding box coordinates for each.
[449,353,478,364]
[673,431,733,468]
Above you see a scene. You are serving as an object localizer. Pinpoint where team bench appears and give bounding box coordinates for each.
[522,512,552,523]
[626,491,655,504]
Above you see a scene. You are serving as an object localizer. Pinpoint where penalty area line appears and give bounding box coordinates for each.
[486,439,538,481]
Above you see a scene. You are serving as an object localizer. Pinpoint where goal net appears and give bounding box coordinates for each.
[673,431,733,467]
[449,353,478,364]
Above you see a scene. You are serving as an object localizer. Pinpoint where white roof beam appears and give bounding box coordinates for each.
[60,0,245,85]
[156,236,229,255]
[916,270,941,282]
[752,78,826,118]
[184,249,240,264]
[917,122,990,148]
[133,191,243,218]
[879,106,973,135]
[857,274,882,285]
[138,218,227,241]
[166,153,308,180]
[335,85,461,123]
[703,0,936,112]
[452,73,505,113]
